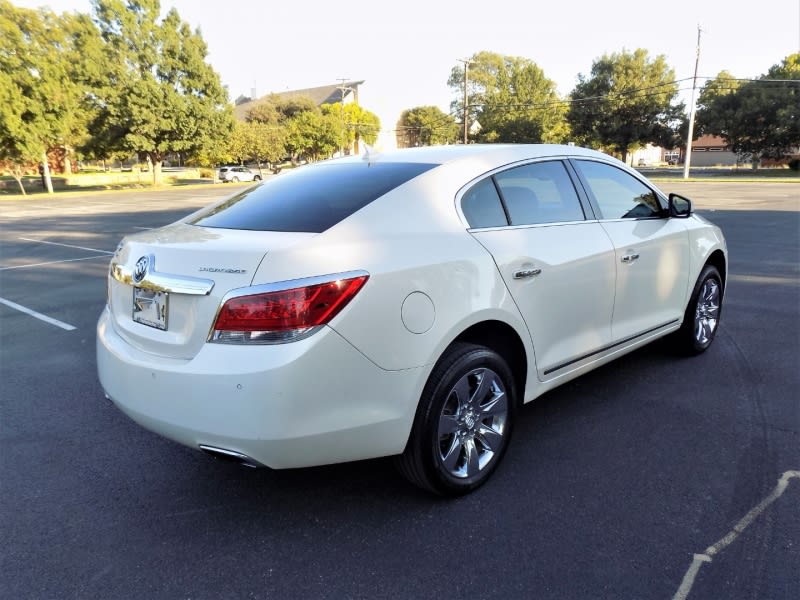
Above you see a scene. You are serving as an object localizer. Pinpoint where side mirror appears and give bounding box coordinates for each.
[668,193,692,218]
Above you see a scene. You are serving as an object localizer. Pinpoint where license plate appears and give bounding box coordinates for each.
[132,287,169,330]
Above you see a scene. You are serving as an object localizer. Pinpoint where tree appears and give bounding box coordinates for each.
[396,106,460,147]
[88,0,233,185]
[449,52,569,144]
[0,2,95,193]
[447,51,570,144]
[227,120,286,173]
[696,55,799,164]
[321,102,381,154]
[568,48,684,162]
[287,110,338,162]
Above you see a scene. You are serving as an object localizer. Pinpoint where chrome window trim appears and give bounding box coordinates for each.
[455,155,593,230]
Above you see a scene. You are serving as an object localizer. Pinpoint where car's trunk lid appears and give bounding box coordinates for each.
[107,223,315,359]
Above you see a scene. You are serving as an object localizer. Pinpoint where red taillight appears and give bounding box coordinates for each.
[210,274,368,344]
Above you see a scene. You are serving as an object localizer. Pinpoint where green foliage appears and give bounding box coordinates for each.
[287,111,339,162]
[447,51,570,143]
[0,2,95,191]
[87,0,234,184]
[568,48,683,161]
[227,121,287,169]
[321,103,381,152]
[396,106,460,147]
[696,55,799,161]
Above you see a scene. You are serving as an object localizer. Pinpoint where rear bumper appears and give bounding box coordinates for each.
[96,307,426,469]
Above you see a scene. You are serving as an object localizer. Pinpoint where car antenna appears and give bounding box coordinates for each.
[362,143,378,165]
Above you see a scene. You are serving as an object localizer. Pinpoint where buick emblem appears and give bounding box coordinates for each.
[133,256,149,283]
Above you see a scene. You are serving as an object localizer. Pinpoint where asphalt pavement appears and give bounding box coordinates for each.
[1,181,798,599]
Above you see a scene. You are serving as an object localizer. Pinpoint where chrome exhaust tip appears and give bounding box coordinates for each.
[199,445,262,469]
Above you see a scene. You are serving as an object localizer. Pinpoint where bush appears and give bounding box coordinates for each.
[199,168,214,179]
[788,158,800,172]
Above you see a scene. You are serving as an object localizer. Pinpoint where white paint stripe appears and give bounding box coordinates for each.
[19,237,113,254]
[0,297,77,331]
[131,226,153,230]
[0,255,110,271]
[672,470,800,600]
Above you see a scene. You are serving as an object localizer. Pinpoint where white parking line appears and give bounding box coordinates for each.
[672,470,800,600]
[0,255,110,271]
[0,297,77,331]
[18,237,113,254]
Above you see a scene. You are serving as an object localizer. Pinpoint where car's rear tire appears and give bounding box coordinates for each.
[254,175,262,181]
[674,264,723,355]
[396,343,516,496]
[231,176,239,183]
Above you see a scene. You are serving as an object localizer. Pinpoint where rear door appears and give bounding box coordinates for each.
[463,160,617,378]
[571,159,690,342]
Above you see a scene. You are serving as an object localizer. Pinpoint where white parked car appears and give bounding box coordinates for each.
[97,144,727,495]
[218,165,261,183]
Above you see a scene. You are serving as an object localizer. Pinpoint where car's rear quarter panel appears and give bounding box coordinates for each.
[250,166,536,375]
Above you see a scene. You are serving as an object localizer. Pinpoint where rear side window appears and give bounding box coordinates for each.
[495,161,585,225]
[192,161,437,232]
[461,178,508,228]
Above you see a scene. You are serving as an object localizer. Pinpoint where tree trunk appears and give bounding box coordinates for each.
[11,166,26,196]
[63,146,73,175]
[41,151,54,194]
[147,153,163,186]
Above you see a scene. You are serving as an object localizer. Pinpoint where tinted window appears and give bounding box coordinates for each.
[461,178,508,228]
[494,161,585,225]
[573,160,663,219]
[191,161,437,233]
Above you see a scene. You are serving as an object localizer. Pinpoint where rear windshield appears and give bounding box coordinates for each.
[191,161,437,233]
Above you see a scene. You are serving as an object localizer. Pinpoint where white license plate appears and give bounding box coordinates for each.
[132,287,169,330]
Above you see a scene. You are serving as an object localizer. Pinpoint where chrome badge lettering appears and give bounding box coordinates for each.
[199,267,248,274]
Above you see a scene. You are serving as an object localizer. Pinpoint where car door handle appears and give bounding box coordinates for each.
[513,267,542,279]
[621,253,640,263]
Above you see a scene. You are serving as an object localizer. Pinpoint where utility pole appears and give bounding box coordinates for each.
[337,78,352,156]
[683,25,702,179]
[457,59,472,144]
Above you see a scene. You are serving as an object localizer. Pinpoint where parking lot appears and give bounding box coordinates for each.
[1,181,798,599]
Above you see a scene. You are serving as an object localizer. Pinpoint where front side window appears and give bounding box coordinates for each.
[494,161,585,225]
[573,160,663,219]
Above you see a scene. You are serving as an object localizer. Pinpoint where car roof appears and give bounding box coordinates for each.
[336,144,618,168]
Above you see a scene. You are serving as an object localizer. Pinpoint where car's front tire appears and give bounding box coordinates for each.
[396,343,516,496]
[675,264,723,354]
[253,175,262,181]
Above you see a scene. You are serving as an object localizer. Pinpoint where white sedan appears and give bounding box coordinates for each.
[97,144,727,495]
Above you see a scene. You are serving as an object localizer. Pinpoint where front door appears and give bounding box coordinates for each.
[464,160,617,378]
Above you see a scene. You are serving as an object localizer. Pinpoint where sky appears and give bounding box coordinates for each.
[13,0,800,149]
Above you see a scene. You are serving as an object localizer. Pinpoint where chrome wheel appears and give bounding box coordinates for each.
[437,367,508,479]
[694,278,720,345]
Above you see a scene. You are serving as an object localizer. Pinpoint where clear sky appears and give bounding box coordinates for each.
[13,0,800,148]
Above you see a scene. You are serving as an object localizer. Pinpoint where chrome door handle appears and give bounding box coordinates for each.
[513,267,542,279]
[621,253,640,263]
